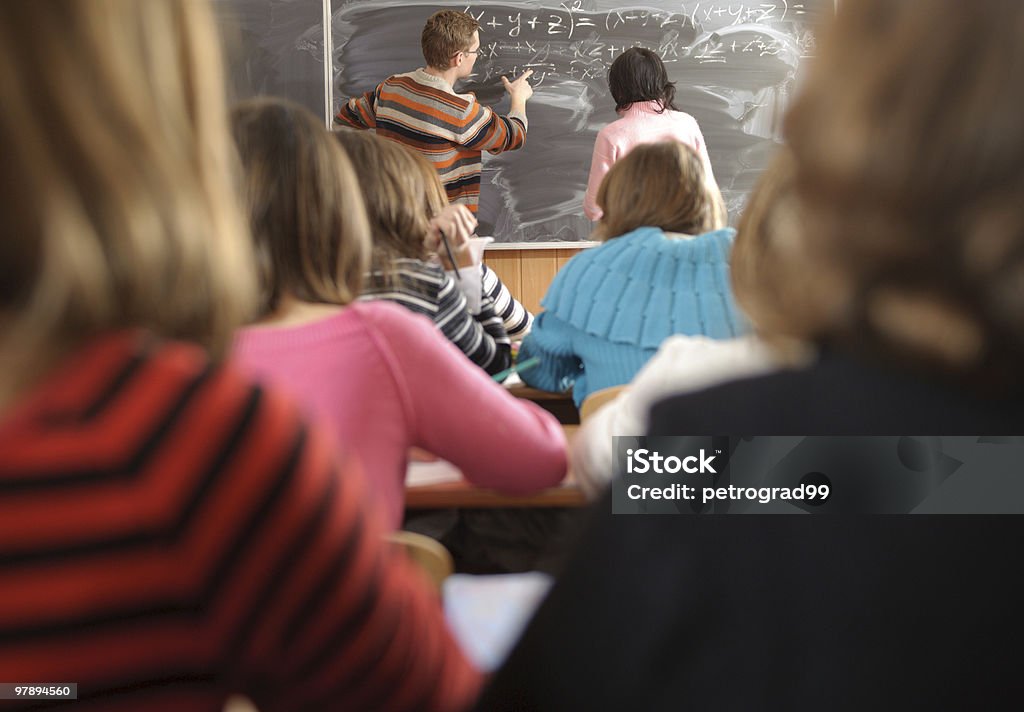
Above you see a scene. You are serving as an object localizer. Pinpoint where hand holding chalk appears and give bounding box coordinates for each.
[502,69,534,103]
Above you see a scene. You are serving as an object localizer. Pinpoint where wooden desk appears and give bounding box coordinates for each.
[405,481,585,509]
[405,425,585,509]
[506,383,579,425]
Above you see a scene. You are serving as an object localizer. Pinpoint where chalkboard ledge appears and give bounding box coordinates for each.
[485,241,600,251]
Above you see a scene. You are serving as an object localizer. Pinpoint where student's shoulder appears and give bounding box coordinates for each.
[348,299,446,343]
[635,335,778,399]
[381,70,419,85]
[392,258,448,290]
[386,70,476,109]
[596,114,630,141]
[351,298,432,324]
[667,109,703,130]
[390,256,444,275]
[369,258,446,293]
[111,333,263,409]
[541,240,615,307]
[548,236,629,278]
[545,228,705,301]
[19,332,303,445]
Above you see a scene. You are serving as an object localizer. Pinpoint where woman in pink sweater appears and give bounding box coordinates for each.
[230,98,567,529]
[584,48,716,221]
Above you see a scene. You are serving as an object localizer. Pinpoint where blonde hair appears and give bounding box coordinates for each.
[595,141,726,241]
[783,0,1024,389]
[333,131,440,270]
[421,10,480,70]
[232,99,370,316]
[0,0,255,399]
[731,150,820,359]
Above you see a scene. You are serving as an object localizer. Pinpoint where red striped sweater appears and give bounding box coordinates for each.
[0,333,480,711]
[335,69,528,213]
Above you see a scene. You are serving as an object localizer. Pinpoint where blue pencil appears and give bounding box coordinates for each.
[491,356,541,382]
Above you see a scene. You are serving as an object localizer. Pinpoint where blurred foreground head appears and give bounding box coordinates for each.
[779,0,1024,391]
[0,0,255,400]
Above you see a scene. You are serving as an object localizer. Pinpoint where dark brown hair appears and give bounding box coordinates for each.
[231,98,370,317]
[421,10,480,70]
[596,141,726,240]
[781,0,1024,390]
[607,48,678,113]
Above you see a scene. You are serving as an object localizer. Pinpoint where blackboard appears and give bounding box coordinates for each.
[331,0,832,245]
[215,0,832,245]
[214,0,330,123]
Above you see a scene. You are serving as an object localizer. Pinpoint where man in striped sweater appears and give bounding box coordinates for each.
[335,10,535,213]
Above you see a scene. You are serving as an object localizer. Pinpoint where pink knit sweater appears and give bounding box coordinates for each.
[233,301,568,528]
[584,100,715,221]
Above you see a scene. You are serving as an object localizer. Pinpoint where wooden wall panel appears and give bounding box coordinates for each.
[483,247,592,317]
[519,251,559,315]
[483,251,522,299]
[555,248,585,270]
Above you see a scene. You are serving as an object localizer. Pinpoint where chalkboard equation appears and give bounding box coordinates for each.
[464,2,818,88]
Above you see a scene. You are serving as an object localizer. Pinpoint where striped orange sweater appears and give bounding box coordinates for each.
[335,69,528,213]
[0,333,480,711]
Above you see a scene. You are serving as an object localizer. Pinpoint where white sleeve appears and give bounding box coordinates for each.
[448,263,484,315]
[481,264,533,339]
[572,388,641,500]
[571,335,781,499]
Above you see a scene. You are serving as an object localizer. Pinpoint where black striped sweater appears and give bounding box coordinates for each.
[360,259,511,376]
[482,263,533,339]
[0,332,480,711]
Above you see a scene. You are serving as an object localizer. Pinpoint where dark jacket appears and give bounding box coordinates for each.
[477,355,1024,710]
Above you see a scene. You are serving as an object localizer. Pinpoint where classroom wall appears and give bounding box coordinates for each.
[485,248,588,315]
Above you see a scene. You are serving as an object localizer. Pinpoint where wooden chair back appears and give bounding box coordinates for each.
[387,531,454,591]
[579,385,626,422]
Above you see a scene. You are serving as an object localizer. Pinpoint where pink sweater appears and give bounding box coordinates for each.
[233,301,568,528]
[584,100,715,221]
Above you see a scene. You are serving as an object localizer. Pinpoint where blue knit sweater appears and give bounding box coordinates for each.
[518,226,744,407]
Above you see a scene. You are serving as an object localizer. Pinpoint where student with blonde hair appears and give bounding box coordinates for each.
[519,140,744,407]
[232,99,567,530]
[568,150,802,498]
[0,3,481,709]
[335,129,517,374]
[479,2,1024,708]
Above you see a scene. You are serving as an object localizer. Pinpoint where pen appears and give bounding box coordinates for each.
[491,356,541,382]
[438,228,461,283]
